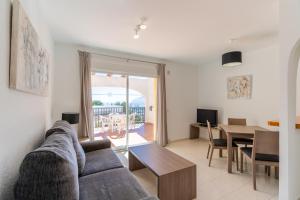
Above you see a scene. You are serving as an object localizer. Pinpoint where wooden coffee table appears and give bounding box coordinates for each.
[128,143,196,200]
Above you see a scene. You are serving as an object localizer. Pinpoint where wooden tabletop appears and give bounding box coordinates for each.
[219,124,269,135]
[128,143,196,176]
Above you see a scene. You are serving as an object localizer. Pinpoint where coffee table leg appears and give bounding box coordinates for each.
[158,166,196,200]
[227,134,233,173]
[128,151,145,171]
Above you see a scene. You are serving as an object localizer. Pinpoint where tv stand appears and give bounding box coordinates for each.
[189,123,219,139]
[198,123,207,127]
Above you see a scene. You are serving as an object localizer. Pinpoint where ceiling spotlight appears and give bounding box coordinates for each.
[139,24,147,30]
[140,17,147,29]
[228,38,237,44]
[133,28,140,39]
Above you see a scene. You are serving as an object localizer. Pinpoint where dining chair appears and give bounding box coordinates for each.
[240,130,279,190]
[207,121,239,170]
[114,115,126,133]
[129,113,136,130]
[100,116,110,129]
[228,118,253,147]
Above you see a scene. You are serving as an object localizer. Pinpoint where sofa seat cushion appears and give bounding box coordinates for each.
[81,148,123,176]
[46,120,86,175]
[79,168,148,200]
[139,197,159,200]
[14,133,79,200]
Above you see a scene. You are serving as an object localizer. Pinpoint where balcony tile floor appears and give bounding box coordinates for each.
[94,123,154,147]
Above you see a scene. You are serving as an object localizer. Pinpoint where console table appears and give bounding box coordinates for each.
[190,123,223,139]
[190,123,202,139]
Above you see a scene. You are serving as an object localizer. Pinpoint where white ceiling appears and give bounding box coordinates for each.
[38,0,279,65]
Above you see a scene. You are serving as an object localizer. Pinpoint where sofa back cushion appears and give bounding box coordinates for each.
[46,120,86,174]
[14,133,79,200]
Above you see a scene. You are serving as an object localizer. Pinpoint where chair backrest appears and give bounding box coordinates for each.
[129,113,136,123]
[253,130,279,156]
[100,116,110,123]
[228,118,247,126]
[207,120,214,143]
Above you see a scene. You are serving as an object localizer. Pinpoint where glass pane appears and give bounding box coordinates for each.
[91,72,127,149]
[127,76,156,146]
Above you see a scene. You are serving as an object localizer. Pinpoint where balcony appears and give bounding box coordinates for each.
[93,106,145,128]
[93,106,154,147]
[91,73,156,148]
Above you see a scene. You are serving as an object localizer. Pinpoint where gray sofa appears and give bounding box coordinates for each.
[14,120,158,200]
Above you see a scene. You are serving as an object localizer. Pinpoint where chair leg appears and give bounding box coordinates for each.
[219,149,223,158]
[275,166,279,179]
[208,148,214,167]
[265,166,268,174]
[235,149,239,171]
[240,151,244,173]
[206,144,211,159]
[253,163,257,190]
[267,166,271,176]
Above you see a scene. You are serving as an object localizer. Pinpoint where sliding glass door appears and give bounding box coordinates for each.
[91,72,156,150]
[92,73,127,149]
[127,76,156,146]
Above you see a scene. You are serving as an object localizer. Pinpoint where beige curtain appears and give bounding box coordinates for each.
[156,63,168,146]
[78,51,94,140]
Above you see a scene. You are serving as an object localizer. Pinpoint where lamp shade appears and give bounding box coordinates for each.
[62,112,79,124]
[222,51,242,67]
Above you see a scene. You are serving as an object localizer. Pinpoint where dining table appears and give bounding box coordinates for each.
[218,124,269,173]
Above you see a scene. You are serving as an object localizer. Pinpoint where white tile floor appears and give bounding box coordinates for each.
[117,139,279,200]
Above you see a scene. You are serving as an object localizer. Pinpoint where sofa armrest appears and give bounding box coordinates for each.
[80,139,111,152]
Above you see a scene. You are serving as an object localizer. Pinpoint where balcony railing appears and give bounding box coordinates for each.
[93,106,145,128]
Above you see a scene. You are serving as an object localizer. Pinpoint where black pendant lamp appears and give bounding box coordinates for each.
[222,51,242,67]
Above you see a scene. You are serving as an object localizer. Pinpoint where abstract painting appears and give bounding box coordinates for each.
[227,75,252,99]
[10,0,49,96]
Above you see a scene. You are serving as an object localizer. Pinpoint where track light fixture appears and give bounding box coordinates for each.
[133,17,147,39]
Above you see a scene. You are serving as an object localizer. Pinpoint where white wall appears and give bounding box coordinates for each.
[146,78,155,123]
[0,0,54,199]
[279,0,300,199]
[295,63,300,115]
[52,44,81,121]
[198,44,280,130]
[52,43,199,141]
[165,62,199,141]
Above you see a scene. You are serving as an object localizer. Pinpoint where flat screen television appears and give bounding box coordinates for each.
[197,109,218,127]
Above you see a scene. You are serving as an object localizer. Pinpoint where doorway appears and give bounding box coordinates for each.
[91,72,157,150]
